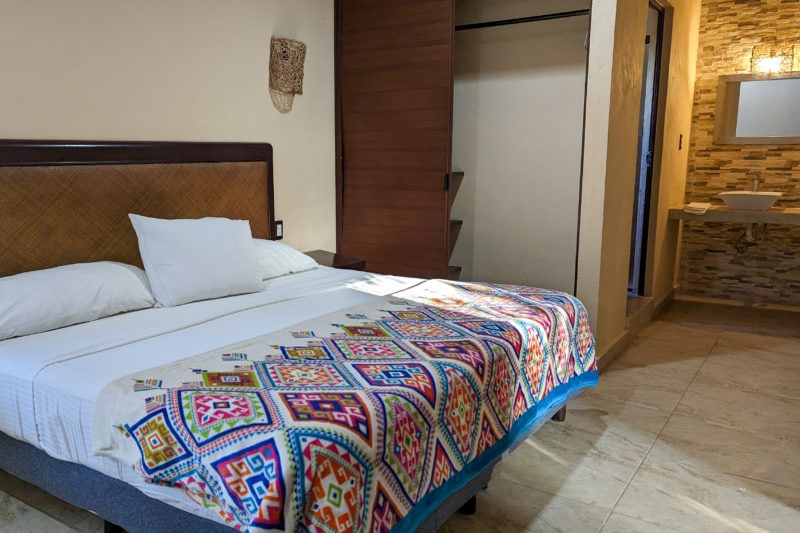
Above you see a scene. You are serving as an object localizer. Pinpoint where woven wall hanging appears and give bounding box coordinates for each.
[269,36,307,113]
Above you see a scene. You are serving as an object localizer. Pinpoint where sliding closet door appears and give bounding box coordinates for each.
[337,0,455,278]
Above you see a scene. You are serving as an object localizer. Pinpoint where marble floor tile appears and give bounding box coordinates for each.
[9,493,98,533]
[0,474,26,503]
[600,512,684,532]
[647,414,800,491]
[0,492,31,528]
[709,330,800,361]
[658,300,800,339]
[584,365,688,414]
[634,319,720,345]
[72,514,103,533]
[613,449,800,532]
[610,336,713,382]
[692,350,800,402]
[439,477,609,533]
[0,492,75,533]
[494,396,669,509]
[674,380,800,440]
[0,471,100,533]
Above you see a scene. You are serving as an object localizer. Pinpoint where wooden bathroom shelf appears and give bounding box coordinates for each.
[669,205,800,225]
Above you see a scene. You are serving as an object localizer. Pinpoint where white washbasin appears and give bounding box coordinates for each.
[718,191,782,210]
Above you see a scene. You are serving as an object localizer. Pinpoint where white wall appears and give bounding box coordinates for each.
[451,0,589,293]
[0,0,336,251]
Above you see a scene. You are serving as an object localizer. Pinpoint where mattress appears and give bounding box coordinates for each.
[0,266,419,521]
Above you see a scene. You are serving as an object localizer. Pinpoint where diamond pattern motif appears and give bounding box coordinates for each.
[105,280,596,532]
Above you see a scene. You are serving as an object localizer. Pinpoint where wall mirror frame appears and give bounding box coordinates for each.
[714,71,800,145]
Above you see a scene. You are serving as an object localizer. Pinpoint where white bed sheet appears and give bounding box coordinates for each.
[0,266,421,521]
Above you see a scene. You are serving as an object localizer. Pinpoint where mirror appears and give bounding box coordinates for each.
[714,72,800,144]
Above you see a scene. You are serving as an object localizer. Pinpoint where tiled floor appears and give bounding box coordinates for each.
[1,300,798,532]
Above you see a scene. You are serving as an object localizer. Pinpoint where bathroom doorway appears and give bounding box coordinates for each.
[628,2,664,296]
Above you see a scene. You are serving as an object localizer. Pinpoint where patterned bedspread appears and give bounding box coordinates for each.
[94,280,597,532]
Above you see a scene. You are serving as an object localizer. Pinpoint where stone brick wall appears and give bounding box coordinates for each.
[679,0,800,306]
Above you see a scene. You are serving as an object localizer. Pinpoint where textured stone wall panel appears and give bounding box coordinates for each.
[680,0,800,306]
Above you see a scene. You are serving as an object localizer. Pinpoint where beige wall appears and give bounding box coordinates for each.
[452,0,589,293]
[648,0,701,303]
[0,0,336,252]
[680,0,800,307]
[579,0,700,356]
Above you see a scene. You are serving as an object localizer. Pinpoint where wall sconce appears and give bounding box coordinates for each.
[750,44,794,74]
[794,44,800,72]
[269,36,307,113]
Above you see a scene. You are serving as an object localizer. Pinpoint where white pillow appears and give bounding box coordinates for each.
[253,239,318,279]
[129,214,263,307]
[0,262,155,341]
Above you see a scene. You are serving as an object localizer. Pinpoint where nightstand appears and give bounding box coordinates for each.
[305,250,366,271]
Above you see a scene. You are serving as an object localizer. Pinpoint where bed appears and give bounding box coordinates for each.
[0,140,598,532]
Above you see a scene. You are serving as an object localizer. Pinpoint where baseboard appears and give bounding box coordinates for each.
[597,290,675,372]
[674,294,800,314]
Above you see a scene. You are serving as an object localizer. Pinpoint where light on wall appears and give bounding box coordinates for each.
[750,44,794,74]
[268,36,307,114]
[795,44,800,72]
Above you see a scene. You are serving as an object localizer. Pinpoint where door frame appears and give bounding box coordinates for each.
[634,0,673,298]
[629,1,667,296]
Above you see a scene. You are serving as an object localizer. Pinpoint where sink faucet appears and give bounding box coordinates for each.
[753,171,761,192]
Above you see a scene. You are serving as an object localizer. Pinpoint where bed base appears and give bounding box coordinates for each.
[105,521,125,533]
[0,432,231,532]
[0,405,569,532]
[458,495,479,515]
[1,405,569,532]
[551,405,567,422]
[0,431,498,532]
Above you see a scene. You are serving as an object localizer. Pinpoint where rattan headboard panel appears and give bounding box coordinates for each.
[0,141,275,278]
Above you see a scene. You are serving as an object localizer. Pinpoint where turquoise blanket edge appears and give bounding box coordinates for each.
[395,370,600,532]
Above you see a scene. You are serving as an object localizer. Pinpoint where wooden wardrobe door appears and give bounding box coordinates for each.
[337,0,455,278]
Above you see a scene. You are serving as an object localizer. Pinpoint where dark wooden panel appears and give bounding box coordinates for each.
[344,150,449,171]
[344,129,450,151]
[343,109,452,133]
[340,67,452,92]
[342,211,444,232]
[342,227,445,251]
[337,0,454,278]
[345,189,444,210]
[341,1,453,32]
[342,89,451,112]
[0,140,273,167]
[341,47,451,72]
[344,170,447,192]
[341,242,446,276]
[0,141,275,277]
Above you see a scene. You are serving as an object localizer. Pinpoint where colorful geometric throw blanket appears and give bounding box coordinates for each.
[94,280,597,532]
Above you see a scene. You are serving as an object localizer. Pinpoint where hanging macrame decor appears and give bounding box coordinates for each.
[269,36,307,113]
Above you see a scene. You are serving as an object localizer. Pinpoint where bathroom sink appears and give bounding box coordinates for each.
[718,191,782,210]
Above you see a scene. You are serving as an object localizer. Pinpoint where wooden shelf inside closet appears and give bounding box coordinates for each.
[447,171,464,279]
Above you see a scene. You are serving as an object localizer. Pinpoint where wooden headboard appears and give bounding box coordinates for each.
[0,140,275,278]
